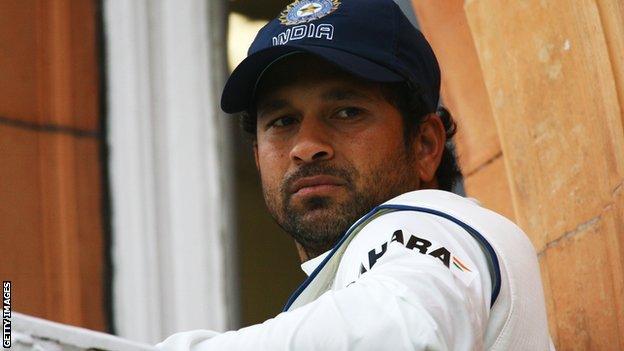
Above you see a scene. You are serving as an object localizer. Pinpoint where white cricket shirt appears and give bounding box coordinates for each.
[157,190,555,350]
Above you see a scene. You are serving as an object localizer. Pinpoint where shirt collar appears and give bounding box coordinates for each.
[300,250,331,276]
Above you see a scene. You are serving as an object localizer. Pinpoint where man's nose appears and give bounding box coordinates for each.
[289,117,334,164]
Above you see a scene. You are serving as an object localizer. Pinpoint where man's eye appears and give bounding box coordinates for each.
[335,107,362,119]
[269,116,297,128]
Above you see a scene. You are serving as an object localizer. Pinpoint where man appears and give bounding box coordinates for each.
[158,0,554,349]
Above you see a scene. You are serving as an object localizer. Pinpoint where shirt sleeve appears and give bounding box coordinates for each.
[156,210,493,351]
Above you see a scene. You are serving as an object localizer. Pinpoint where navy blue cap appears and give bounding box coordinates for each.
[221,0,440,114]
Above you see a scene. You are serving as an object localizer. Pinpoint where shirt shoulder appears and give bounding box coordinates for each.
[333,194,493,309]
[334,189,552,350]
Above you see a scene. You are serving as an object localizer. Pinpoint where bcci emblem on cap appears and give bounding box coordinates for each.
[279,0,341,26]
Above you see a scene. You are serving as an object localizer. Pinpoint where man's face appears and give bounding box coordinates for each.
[253,55,425,259]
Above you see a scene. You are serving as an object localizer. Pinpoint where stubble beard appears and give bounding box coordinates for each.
[262,151,419,259]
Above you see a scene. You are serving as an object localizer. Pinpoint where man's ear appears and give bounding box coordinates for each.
[414,113,446,188]
[253,141,260,171]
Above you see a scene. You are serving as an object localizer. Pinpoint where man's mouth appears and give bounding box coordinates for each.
[289,175,347,197]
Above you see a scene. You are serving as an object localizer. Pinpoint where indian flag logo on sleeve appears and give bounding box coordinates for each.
[452,256,472,272]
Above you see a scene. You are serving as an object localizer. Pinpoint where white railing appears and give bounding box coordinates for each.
[10,312,154,351]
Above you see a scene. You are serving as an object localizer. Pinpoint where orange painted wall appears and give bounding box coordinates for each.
[413,0,624,349]
[411,0,515,220]
[0,0,106,331]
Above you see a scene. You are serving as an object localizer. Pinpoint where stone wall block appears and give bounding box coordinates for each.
[542,210,624,350]
[412,0,502,175]
[464,156,515,221]
[464,0,624,251]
